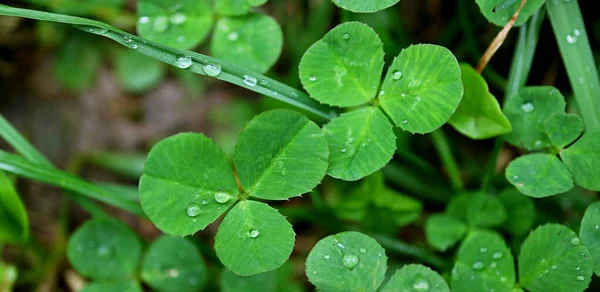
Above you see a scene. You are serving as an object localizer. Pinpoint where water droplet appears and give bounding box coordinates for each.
[521,102,535,113]
[493,252,503,259]
[343,33,350,40]
[544,269,550,275]
[175,54,192,69]
[324,255,330,260]
[551,265,557,270]
[379,90,385,96]
[392,70,403,80]
[402,119,408,124]
[342,254,359,270]
[187,204,201,217]
[201,200,208,205]
[309,75,317,82]
[490,262,497,268]
[153,16,169,33]
[340,148,347,153]
[228,32,239,41]
[124,35,132,44]
[139,16,150,24]
[170,12,187,25]
[472,261,485,270]
[131,44,138,49]
[566,32,578,44]
[576,266,581,271]
[377,253,382,257]
[243,75,257,87]
[480,248,488,253]
[203,64,222,77]
[571,237,581,246]
[214,191,231,204]
[596,225,599,229]
[96,28,108,34]
[313,270,318,274]
[412,277,431,291]
[96,245,113,259]
[513,175,519,179]
[248,228,259,238]
[359,248,366,254]
[167,268,179,278]
[577,275,585,281]
[500,276,507,282]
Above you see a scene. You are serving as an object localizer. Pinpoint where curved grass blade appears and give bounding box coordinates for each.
[0,5,335,121]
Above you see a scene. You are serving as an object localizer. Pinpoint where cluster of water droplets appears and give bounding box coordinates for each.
[185,190,232,219]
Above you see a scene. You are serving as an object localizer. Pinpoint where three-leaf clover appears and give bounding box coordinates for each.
[139,109,329,275]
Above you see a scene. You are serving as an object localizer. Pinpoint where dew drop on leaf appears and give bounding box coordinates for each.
[227,32,239,41]
[186,204,201,217]
[242,75,257,87]
[500,276,507,282]
[139,16,149,24]
[480,247,488,253]
[492,252,503,259]
[170,13,187,25]
[576,266,581,271]
[342,254,359,270]
[551,265,557,270]
[214,191,231,204]
[309,75,317,82]
[577,275,585,281]
[175,54,192,69]
[248,228,259,238]
[392,70,403,80]
[203,64,222,77]
[201,200,208,205]
[412,277,431,291]
[402,119,408,124]
[324,255,330,260]
[153,16,169,33]
[96,245,113,259]
[571,237,581,245]
[521,102,535,113]
[343,33,350,40]
[359,247,366,254]
[472,261,485,270]
[167,268,179,278]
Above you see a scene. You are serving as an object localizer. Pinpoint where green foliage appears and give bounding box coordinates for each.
[560,129,600,191]
[503,86,566,151]
[215,0,268,16]
[115,48,166,93]
[451,230,516,292]
[425,214,467,252]
[449,63,512,139]
[0,171,29,244]
[543,113,584,149]
[212,14,283,74]
[518,224,593,292]
[136,0,213,50]
[323,107,395,181]
[580,202,600,276]
[214,201,295,276]
[139,133,239,236]
[81,281,142,292]
[54,33,102,92]
[140,236,208,292]
[66,219,142,280]
[306,231,387,291]
[475,0,546,27]
[466,192,506,228]
[505,153,574,198]
[299,22,384,107]
[220,269,277,292]
[497,188,535,236]
[0,262,18,292]
[234,110,328,200]
[379,44,463,134]
[380,264,449,292]
[331,0,401,13]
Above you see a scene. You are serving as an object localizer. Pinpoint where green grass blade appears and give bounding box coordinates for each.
[0,114,53,168]
[0,5,335,121]
[505,9,545,99]
[0,150,145,217]
[546,1,600,129]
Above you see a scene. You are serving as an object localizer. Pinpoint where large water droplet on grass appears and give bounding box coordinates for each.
[175,54,192,69]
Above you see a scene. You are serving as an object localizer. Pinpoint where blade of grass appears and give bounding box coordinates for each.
[0,4,336,122]
[0,150,145,217]
[546,0,600,129]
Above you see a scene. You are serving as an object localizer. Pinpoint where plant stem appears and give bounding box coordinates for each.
[0,150,145,217]
[0,5,336,122]
[430,129,463,192]
[369,234,448,269]
[382,163,450,204]
[546,0,600,130]
[505,9,545,101]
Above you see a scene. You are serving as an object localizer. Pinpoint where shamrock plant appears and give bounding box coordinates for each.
[0,0,600,291]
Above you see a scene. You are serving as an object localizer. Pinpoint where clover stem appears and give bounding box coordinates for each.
[430,129,463,192]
